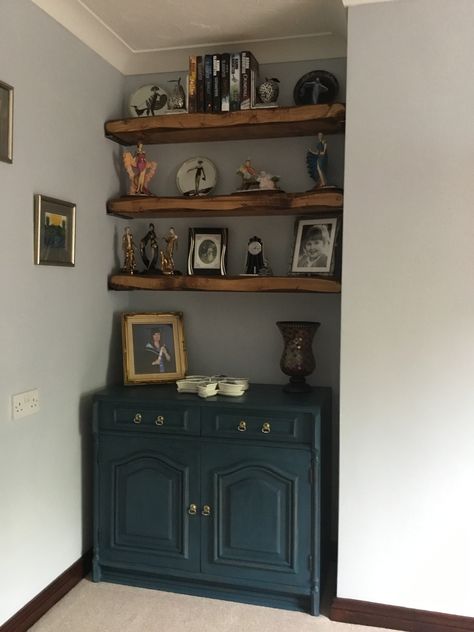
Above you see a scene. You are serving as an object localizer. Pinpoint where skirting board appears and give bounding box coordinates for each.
[330,597,474,632]
[0,550,92,632]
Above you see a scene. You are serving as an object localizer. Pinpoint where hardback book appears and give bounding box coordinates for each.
[229,52,241,111]
[204,54,214,113]
[188,56,197,113]
[196,56,204,112]
[220,53,230,112]
[212,54,221,112]
[240,51,259,109]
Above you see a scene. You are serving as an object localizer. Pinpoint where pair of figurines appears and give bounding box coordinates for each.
[121,225,179,275]
[236,159,281,192]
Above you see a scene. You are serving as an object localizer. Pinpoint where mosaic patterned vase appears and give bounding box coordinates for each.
[276,321,320,393]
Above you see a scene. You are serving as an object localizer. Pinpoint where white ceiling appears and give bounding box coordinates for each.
[30,0,394,75]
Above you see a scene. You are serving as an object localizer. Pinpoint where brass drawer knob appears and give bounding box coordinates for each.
[238,420,247,432]
[155,415,165,426]
[188,503,197,516]
[261,422,271,434]
[133,413,142,424]
[201,505,212,517]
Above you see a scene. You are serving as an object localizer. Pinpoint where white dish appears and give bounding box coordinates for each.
[176,157,217,197]
[129,84,168,117]
[217,389,245,397]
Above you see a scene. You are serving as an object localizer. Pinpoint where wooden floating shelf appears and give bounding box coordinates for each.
[107,189,344,219]
[104,104,345,146]
[108,274,341,294]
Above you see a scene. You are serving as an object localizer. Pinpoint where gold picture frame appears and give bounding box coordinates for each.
[0,80,13,163]
[122,312,187,385]
[34,194,76,266]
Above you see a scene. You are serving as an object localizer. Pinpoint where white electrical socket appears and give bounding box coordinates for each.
[12,389,40,419]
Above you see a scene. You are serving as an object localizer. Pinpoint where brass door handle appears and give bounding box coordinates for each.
[201,505,211,517]
[261,422,271,434]
[155,415,164,426]
[133,413,142,424]
[238,420,247,432]
[188,503,197,516]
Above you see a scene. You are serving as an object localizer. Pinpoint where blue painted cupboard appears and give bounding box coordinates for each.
[92,384,331,614]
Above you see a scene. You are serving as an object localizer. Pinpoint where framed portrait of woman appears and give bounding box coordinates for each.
[122,312,187,385]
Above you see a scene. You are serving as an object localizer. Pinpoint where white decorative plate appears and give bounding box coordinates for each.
[129,84,168,117]
[176,157,217,197]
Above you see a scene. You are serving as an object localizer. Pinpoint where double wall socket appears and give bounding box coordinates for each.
[12,389,40,419]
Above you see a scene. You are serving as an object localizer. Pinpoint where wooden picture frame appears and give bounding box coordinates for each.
[188,227,227,275]
[34,194,76,266]
[289,214,342,277]
[122,312,187,385]
[0,80,13,163]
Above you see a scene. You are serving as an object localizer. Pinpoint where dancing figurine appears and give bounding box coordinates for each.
[306,132,329,188]
[122,143,157,195]
[140,223,159,272]
[121,226,138,274]
[160,227,179,275]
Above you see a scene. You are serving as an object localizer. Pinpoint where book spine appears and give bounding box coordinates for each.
[188,56,197,113]
[204,54,213,113]
[240,51,251,109]
[241,51,259,108]
[212,54,221,113]
[220,53,230,112]
[229,52,241,111]
[196,56,204,112]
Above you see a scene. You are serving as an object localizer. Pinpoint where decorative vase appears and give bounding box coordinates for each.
[276,321,320,393]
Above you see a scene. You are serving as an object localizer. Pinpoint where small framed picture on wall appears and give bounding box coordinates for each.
[0,79,14,163]
[34,194,76,266]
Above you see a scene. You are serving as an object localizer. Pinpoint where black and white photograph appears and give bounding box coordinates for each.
[188,227,227,275]
[122,312,187,385]
[290,216,341,276]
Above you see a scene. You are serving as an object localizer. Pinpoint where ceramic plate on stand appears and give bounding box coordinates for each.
[293,70,339,105]
[129,84,168,117]
[176,157,217,197]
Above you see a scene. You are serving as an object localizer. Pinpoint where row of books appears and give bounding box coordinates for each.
[188,52,259,114]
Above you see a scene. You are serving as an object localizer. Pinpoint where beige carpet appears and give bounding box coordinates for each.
[28,578,398,632]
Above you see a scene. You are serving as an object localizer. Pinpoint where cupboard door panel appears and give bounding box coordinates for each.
[98,435,200,572]
[201,443,312,586]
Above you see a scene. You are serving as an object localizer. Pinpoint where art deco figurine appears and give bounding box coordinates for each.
[122,143,157,195]
[167,77,186,111]
[306,132,329,188]
[160,227,179,275]
[140,223,159,272]
[236,159,280,192]
[121,226,138,274]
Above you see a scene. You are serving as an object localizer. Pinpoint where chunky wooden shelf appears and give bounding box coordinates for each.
[107,189,343,219]
[104,103,345,146]
[108,274,341,294]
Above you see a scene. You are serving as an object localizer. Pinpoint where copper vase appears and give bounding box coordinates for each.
[277,321,320,393]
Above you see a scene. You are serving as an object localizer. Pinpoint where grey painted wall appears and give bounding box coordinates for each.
[0,1,126,625]
[338,0,474,616]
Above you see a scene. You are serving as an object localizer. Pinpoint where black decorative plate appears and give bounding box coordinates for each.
[293,70,339,105]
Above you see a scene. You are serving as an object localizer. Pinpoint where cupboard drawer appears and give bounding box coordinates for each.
[97,403,200,435]
[201,408,312,443]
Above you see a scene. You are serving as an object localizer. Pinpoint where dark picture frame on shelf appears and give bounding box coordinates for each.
[34,194,76,266]
[188,227,227,275]
[0,79,14,163]
[122,312,187,385]
[289,214,342,277]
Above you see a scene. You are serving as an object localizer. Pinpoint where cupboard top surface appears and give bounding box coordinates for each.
[93,383,331,412]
